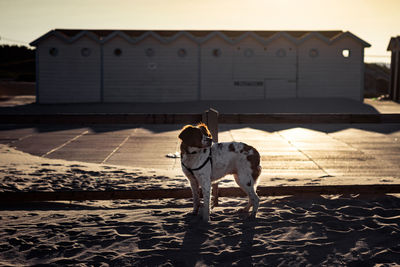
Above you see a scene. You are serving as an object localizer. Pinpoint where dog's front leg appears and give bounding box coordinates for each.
[198,174,211,222]
[188,177,200,215]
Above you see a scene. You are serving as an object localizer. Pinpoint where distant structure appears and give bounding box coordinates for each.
[388,36,400,102]
[30,30,370,104]
[364,63,390,98]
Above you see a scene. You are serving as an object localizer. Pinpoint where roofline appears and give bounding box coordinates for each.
[30,29,371,48]
[387,36,400,51]
[30,29,101,46]
[332,31,371,48]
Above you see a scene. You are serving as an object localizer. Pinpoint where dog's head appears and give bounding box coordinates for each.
[179,123,213,151]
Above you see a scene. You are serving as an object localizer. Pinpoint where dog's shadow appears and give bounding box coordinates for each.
[177,202,259,266]
[179,214,210,265]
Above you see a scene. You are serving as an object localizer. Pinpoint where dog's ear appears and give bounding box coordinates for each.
[179,125,202,147]
[197,123,212,138]
[179,125,193,141]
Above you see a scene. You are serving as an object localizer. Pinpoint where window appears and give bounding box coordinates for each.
[81,48,91,57]
[49,47,58,57]
[309,48,319,58]
[342,49,350,58]
[276,48,286,58]
[212,48,222,58]
[114,48,122,56]
[177,48,187,58]
[145,48,154,57]
[244,48,254,58]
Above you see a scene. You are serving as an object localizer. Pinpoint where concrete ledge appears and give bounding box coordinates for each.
[1,184,400,203]
[0,114,203,124]
[1,113,400,124]
[219,114,384,123]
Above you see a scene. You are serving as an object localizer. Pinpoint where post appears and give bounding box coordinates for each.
[202,108,219,206]
[396,51,400,102]
[202,108,219,143]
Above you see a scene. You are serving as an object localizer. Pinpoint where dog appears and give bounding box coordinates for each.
[179,123,261,221]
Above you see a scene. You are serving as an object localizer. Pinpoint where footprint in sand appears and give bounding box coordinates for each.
[270,177,284,181]
[110,213,127,219]
[69,164,85,168]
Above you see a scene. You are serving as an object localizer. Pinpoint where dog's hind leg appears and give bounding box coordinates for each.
[234,173,260,218]
[211,183,219,209]
[247,184,260,218]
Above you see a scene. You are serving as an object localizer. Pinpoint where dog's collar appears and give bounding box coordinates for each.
[181,148,212,176]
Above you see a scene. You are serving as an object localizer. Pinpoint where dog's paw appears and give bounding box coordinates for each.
[198,209,210,222]
[200,216,210,223]
[191,207,199,215]
[187,211,198,217]
[246,213,257,221]
[236,208,250,214]
[237,212,256,221]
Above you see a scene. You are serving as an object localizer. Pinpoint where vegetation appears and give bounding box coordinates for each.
[365,62,390,74]
[0,45,35,82]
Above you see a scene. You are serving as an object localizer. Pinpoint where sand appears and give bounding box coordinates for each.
[0,144,189,192]
[1,144,400,266]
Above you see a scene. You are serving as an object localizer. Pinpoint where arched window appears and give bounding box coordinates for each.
[178,48,187,58]
[244,48,254,58]
[145,48,154,57]
[114,48,122,56]
[276,48,286,58]
[49,47,58,57]
[212,48,222,58]
[309,48,319,58]
[81,48,91,57]
[342,49,351,58]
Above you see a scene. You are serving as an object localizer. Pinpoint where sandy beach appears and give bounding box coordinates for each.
[0,144,400,266]
[2,195,400,266]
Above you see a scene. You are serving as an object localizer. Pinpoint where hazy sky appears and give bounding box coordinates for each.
[0,0,399,63]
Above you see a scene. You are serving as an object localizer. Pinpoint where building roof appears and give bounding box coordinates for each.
[388,36,400,51]
[30,29,371,47]
[52,29,343,39]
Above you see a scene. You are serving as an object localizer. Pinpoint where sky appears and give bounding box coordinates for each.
[0,0,399,64]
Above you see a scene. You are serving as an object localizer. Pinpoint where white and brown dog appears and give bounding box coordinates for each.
[179,123,261,221]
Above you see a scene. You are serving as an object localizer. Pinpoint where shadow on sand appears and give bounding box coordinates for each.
[1,195,400,265]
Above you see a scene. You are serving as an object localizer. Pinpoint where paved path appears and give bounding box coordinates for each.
[1,124,399,187]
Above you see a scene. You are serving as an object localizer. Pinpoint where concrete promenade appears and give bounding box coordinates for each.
[1,123,399,187]
[1,97,400,187]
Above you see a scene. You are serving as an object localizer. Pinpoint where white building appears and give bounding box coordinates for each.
[30,30,370,103]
